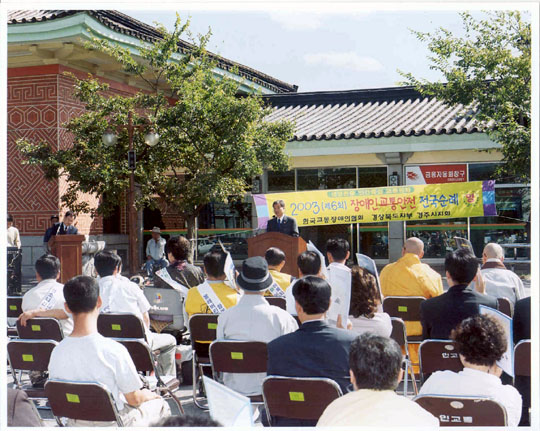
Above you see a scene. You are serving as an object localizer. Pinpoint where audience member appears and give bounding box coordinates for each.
[419,315,522,427]
[154,414,222,427]
[154,236,205,290]
[144,227,168,278]
[48,276,170,426]
[185,251,238,318]
[52,211,78,235]
[481,243,525,304]
[264,247,293,297]
[326,237,350,267]
[421,248,497,339]
[326,238,352,327]
[217,256,297,396]
[7,214,21,248]
[285,251,323,315]
[317,333,438,427]
[7,388,42,427]
[513,296,531,426]
[348,266,391,337]
[267,276,357,426]
[94,251,177,377]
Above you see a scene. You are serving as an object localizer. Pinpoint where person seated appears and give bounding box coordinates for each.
[285,251,324,315]
[513,296,531,426]
[419,315,522,427]
[264,247,293,297]
[144,227,168,278]
[7,388,42,427]
[267,276,357,427]
[94,251,177,377]
[217,256,298,396]
[185,251,239,318]
[48,275,170,426]
[346,266,391,337]
[18,254,73,336]
[154,236,205,290]
[317,333,438,427]
[154,414,222,427]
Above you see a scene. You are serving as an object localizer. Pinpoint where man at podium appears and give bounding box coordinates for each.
[266,200,299,237]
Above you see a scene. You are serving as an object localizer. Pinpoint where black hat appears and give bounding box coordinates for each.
[237,256,274,291]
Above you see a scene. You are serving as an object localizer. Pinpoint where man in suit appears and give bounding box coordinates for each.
[266,200,299,237]
[421,248,497,340]
[52,211,79,236]
[266,276,357,427]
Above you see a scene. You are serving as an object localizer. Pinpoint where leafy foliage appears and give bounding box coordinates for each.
[399,11,531,182]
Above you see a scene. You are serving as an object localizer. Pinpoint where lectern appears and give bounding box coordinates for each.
[49,235,85,283]
[247,232,307,278]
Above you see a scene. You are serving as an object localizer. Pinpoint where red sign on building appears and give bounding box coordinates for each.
[405,164,467,185]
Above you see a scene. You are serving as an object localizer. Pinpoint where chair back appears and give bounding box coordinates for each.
[389,317,408,349]
[266,297,286,310]
[414,395,507,426]
[16,318,63,342]
[8,339,58,372]
[189,314,219,360]
[45,379,123,425]
[419,340,463,380]
[97,313,146,340]
[116,339,155,374]
[496,297,513,318]
[210,341,267,375]
[143,287,185,330]
[262,376,342,422]
[7,296,23,318]
[382,296,425,321]
[514,339,531,377]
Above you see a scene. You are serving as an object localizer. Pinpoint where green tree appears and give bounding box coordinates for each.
[400,11,531,182]
[17,15,294,262]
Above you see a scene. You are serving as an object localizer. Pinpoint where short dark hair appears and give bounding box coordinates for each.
[272,200,285,208]
[265,247,286,267]
[154,414,222,427]
[203,251,226,278]
[326,237,350,262]
[94,251,122,277]
[64,276,99,314]
[350,266,379,318]
[50,215,59,221]
[292,276,331,314]
[349,333,403,391]
[445,248,478,284]
[7,214,13,222]
[167,236,191,261]
[451,315,507,367]
[64,211,75,218]
[35,254,60,280]
[297,251,321,276]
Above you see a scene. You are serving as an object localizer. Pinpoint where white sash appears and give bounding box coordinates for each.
[155,268,189,296]
[267,281,286,298]
[38,284,59,310]
[196,281,227,314]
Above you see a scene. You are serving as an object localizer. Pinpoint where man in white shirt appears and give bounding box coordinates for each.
[326,238,352,327]
[144,227,168,278]
[48,275,169,426]
[94,251,177,377]
[7,214,21,248]
[217,256,298,396]
[285,251,323,315]
[481,242,525,304]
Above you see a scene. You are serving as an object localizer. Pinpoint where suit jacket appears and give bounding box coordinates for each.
[266,320,357,426]
[513,296,530,344]
[420,284,498,340]
[52,222,79,236]
[266,215,299,237]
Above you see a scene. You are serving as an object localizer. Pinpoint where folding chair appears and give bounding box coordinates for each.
[413,394,507,426]
[514,340,531,425]
[266,297,286,310]
[418,340,463,384]
[262,376,342,426]
[496,297,513,318]
[390,317,418,395]
[16,317,63,342]
[382,296,425,342]
[7,296,22,338]
[116,339,184,414]
[188,313,219,409]
[7,339,58,401]
[97,313,147,340]
[209,340,268,404]
[45,379,124,426]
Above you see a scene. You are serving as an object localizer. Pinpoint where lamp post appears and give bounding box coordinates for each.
[102,111,159,275]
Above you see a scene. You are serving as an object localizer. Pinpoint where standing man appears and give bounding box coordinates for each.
[7,214,21,248]
[266,200,299,237]
[52,211,78,236]
[144,227,168,278]
[43,215,59,251]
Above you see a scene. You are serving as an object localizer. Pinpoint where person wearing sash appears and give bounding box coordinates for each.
[264,247,293,298]
[217,256,298,396]
[185,251,239,318]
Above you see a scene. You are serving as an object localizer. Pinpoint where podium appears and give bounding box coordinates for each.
[49,235,85,283]
[247,232,307,278]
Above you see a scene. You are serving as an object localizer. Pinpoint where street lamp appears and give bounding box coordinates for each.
[102,112,159,275]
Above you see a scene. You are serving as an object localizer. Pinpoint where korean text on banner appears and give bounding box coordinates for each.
[253,181,496,229]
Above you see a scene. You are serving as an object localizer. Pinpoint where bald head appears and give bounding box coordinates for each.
[483,243,504,262]
[403,237,424,257]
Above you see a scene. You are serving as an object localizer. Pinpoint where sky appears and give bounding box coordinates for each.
[121,7,529,93]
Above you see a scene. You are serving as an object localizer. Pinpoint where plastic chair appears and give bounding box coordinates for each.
[382,296,425,342]
[390,317,418,395]
[262,375,342,426]
[16,317,63,342]
[266,297,286,310]
[496,297,513,318]
[45,379,124,426]
[209,340,268,404]
[418,340,463,383]
[413,394,507,426]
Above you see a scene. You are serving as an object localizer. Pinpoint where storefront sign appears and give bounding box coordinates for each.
[254,181,496,228]
[406,164,467,185]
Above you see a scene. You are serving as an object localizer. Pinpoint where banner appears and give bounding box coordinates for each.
[254,181,495,229]
[406,164,467,185]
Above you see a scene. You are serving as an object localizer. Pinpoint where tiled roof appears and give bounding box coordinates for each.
[8,10,298,94]
[264,86,489,141]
